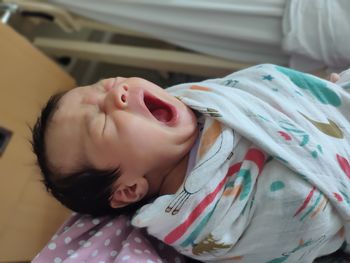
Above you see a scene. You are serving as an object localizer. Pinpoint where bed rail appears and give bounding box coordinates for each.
[3,0,251,77]
[0,2,17,24]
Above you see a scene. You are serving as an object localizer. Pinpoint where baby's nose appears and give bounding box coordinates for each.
[116,84,128,108]
[104,84,129,111]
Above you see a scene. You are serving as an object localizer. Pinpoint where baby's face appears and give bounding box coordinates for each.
[46,77,198,189]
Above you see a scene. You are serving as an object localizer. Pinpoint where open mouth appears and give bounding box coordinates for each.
[143,93,175,123]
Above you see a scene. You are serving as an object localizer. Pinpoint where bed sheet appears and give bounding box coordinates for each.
[283,0,350,72]
[49,0,288,65]
[32,213,186,263]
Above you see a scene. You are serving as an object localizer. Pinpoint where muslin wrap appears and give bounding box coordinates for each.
[132,64,350,262]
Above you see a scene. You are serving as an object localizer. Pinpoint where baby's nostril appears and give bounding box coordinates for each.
[121,94,126,103]
[123,85,128,91]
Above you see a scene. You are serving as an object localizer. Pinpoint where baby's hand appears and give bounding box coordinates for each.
[329,68,350,84]
[329,73,340,83]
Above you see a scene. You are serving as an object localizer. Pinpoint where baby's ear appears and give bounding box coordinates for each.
[109,177,149,208]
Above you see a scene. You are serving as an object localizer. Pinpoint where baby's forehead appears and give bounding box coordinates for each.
[60,85,92,104]
[54,86,93,117]
[46,98,87,173]
[53,86,96,127]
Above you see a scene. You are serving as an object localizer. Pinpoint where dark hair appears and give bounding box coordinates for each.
[31,92,148,217]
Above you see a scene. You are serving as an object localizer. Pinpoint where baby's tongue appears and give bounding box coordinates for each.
[152,108,171,122]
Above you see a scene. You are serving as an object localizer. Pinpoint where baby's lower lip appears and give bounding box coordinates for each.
[165,104,178,126]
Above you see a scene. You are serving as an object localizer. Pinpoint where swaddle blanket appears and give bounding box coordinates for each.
[132,64,350,262]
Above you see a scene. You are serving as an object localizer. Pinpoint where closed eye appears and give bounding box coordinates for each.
[101,113,107,135]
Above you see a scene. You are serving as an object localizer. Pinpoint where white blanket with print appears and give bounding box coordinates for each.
[132,64,350,262]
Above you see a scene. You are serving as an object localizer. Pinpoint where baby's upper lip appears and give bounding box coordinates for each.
[141,91,177,125]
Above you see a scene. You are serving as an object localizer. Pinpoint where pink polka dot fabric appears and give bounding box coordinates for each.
[32,213,185,263]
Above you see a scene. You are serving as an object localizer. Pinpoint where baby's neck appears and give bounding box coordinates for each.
[158,154,190,195]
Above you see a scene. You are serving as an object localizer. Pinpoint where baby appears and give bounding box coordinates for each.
[32,64,350,262]
[32,76,198,216]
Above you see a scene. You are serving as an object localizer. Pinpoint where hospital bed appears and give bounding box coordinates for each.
[1,0,256,78]
[3,0,350,78]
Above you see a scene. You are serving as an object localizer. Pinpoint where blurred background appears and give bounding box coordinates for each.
[6,1,210,87]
